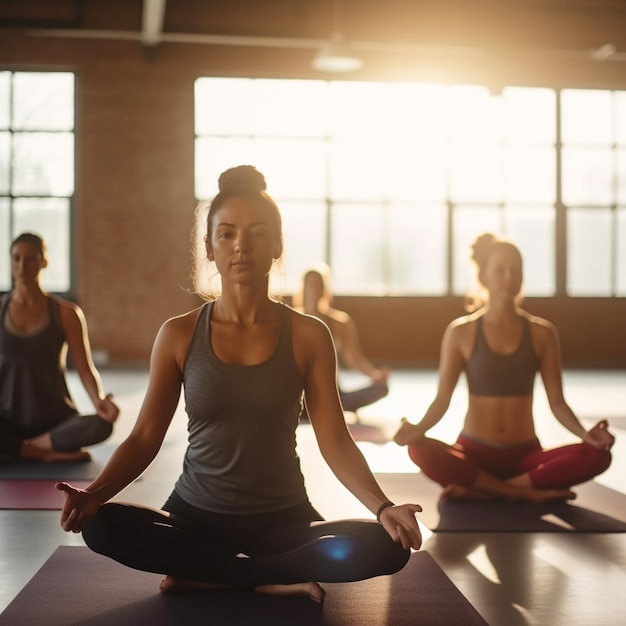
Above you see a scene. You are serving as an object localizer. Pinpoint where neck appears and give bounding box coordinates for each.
[214,285,276,325]
[11,283,46,306]
[483,299,519,323]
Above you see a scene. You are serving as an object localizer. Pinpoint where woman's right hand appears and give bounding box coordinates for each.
[56,482,102,533]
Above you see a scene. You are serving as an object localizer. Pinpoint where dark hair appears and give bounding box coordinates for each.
[11,232,46,258]
[292,263,332,310]
[465,232,522,311]
[205,165,283,244]
[470,233,499,274]
[191,165,284,300]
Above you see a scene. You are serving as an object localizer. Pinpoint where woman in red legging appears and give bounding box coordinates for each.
[394,233,614,503]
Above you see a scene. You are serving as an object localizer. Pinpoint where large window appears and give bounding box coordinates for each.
[196,78,625,297]
[0,71,75,293]
[562,89,626,296]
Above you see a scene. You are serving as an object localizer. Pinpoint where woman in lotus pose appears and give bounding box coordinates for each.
[57,165,422,602]
[394,233,614,503]
[1,232,119,463]
[294,264,390,419]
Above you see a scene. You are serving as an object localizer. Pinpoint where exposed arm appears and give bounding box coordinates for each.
[395,321,465,445]
[298,315,421,550]
[338,315,389,383]
[538,320,614,450]
[58,315,189,532]
[60,301,119,422]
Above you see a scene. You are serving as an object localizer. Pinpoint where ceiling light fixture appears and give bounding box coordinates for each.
[591,43,617,60]
[311,0,363,73]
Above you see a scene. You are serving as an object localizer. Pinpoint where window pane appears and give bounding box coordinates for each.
[280,201,327,294]
[502,87,556,144]
[195,78,254,135]
[248,138,327,200]
[0,72,9,129]
[504,207,555,296]
[330,204,385,294]
[385,140,446,202]
[452,206,501,294]
[617,208,626,296]
[0,197,9,290]
[0,131,9,194]
[12,197,71,292]
[446,85,502,144]
[195,136,255,199]
[385,83,447,142]
[12,132,74,196]
[3,71,74,295]
[617,92,626,144]
[13,72,74,131]
[562,147,613,205]
[328,82,391,138]
[252,80,329,136]
[504,147,555,203]
[618,148,626,204]
[388,204,447,295]
[567,208,612,295]
[329,139,387,200]
[449,145,503,203]
[562,89,612,144]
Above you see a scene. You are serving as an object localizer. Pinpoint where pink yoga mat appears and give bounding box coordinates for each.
[0,479,92,510]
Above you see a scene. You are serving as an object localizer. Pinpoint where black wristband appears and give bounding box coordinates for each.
[376,500,394,523]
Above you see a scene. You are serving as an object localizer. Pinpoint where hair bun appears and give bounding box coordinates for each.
[471,232,497,265]
[218,165,267,194]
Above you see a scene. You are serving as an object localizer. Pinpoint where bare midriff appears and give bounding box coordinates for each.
[462,394,537,445]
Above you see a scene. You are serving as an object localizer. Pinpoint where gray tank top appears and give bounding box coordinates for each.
[174,301,308,514]
[0,295,77,434]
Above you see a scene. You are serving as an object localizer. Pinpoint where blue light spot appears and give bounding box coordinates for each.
[318,536,354,561]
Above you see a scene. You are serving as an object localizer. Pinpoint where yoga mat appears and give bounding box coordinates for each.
[0,479,92,510]
[0,546,487,626]
[375,472,626,533]
[0,443,117,480]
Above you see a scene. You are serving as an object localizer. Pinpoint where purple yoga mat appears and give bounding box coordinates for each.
[0,479,92,510]
[0,546,488,625]
[375,472,626,532]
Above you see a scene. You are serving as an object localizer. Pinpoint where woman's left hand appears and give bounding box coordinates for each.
[583,419,615,451]
[379,503,423,550]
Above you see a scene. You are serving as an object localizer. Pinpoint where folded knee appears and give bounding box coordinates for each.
[82,503,126,555]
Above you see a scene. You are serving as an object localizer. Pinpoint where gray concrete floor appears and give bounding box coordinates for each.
[1,369,625,625]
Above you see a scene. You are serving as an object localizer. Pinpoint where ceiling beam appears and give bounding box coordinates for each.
[141,0,166,47]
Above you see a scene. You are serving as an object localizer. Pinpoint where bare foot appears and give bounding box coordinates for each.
[159,576,234,594]
[518,487,576,504]
[20,443,91,463]
[255,582,325,603]
[441,483,576,504]
[393,418,420,446]
[441,484,497,501]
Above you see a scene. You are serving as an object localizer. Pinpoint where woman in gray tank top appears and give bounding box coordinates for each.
[0,233,119,462]
[57,165,423,603]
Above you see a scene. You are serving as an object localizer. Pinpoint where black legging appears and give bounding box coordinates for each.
[82,492,410,587]
[0,412,113,456]
[340,381,389,413]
